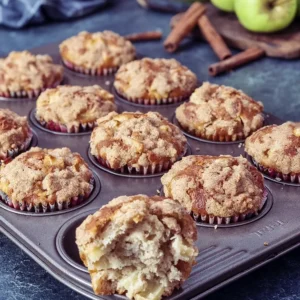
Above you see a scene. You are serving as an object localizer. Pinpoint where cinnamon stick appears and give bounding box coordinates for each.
[164,2,206,53]
[124,31,162,42]
[208,47,265,76]
[198,15,231,60]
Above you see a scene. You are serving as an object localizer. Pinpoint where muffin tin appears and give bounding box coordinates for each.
[0,42,300,300]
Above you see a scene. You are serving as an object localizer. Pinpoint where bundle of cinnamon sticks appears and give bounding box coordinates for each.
[164,2,265,76]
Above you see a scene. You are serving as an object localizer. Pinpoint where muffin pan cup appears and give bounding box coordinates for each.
[0,178,94,213]
[62,58,119,76]
[114,88,188,105]
[250,156,300,185]
[89,144,191,177]
[0,80,62,100]
[192,188,271,227]
[1,42,300,300]
[36,117,96,134]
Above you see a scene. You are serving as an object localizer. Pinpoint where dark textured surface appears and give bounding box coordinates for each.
[0,1,300,300]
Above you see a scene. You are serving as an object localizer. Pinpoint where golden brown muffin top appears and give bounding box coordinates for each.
[176,82,264,140]
[0,109,31,155]
[245,122,300,174]
[0,51,63,93]
[76,194,198,299]
[59,31,136,69]
[77,194,197,247]
[161,155,264,218]
[36,85,116,129]
[0,147,93,205]
[90,111,187,169]
[114,58,197,100]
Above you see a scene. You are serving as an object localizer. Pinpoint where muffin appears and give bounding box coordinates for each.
[176,82,264,142]
[0,147,94,212]
[90,111,187,175]
[76,194,198,299]
[0,109,33,162]
[0,51,63,98]
[161,155,266,225]
[245,122,300,183]
[35,85,116,133]
[59,31,136,76]
[114,58,197,105]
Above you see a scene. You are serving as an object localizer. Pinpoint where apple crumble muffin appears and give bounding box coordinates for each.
[76,194,198,300]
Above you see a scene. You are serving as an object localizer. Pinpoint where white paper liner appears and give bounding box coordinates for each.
[0,178,94,213]
[193,189,268,225]
[36,117,97,133]
[0,81,61,99]
[252,158,300,184]
[115,89,187,105]
[62,58,118,76]
[179,123,246,142]
[96,156,174,175]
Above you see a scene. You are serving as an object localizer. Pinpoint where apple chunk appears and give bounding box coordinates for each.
[235,0,297,33]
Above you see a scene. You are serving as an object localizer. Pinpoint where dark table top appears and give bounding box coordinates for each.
[0,1,300,300]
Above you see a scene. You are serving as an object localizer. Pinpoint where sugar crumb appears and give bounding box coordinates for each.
[105,81,111,85]
[264,242,269,246]
[214,225,218,230]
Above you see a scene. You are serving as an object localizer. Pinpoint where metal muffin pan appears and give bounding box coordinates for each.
[0,43,300,300]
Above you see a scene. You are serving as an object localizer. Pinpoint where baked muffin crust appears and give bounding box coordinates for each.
[245,122,300,175]
[76,194,198,299]
[0,147,93,209]
[0,109,32,158]
[161,155,264,218]
[114,58,197,101]
[59,31,136,70]
[90,111,187,170]
[36,85,116,130]
[0,51,63,94]
[176,82,264,141]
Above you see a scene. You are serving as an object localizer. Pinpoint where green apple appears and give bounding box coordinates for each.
[235,0,297,33]
[297,0,300,16]
[211,0,235,12]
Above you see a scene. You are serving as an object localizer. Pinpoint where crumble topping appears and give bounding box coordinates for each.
[76,194,198,299]
[176,82,264,140]
[36,85,116,129]
[90,111,187,169]
[114,58,197,100]
[0,147,93,205]
[245,122,300,174]
[59,31,136,69]
[161,155,264,217]
[0,51,63,93]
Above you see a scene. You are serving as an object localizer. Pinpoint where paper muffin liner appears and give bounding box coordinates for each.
[0,131,33,164]
[96,156,174,175]
[0,177,94,213]
[192,189,268,225]
[115,89,187,105]
[0,81,61,99]
[251,157,300,184]
[179,124,246,142]
[36,117,97,134]
[62,58,118,76]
